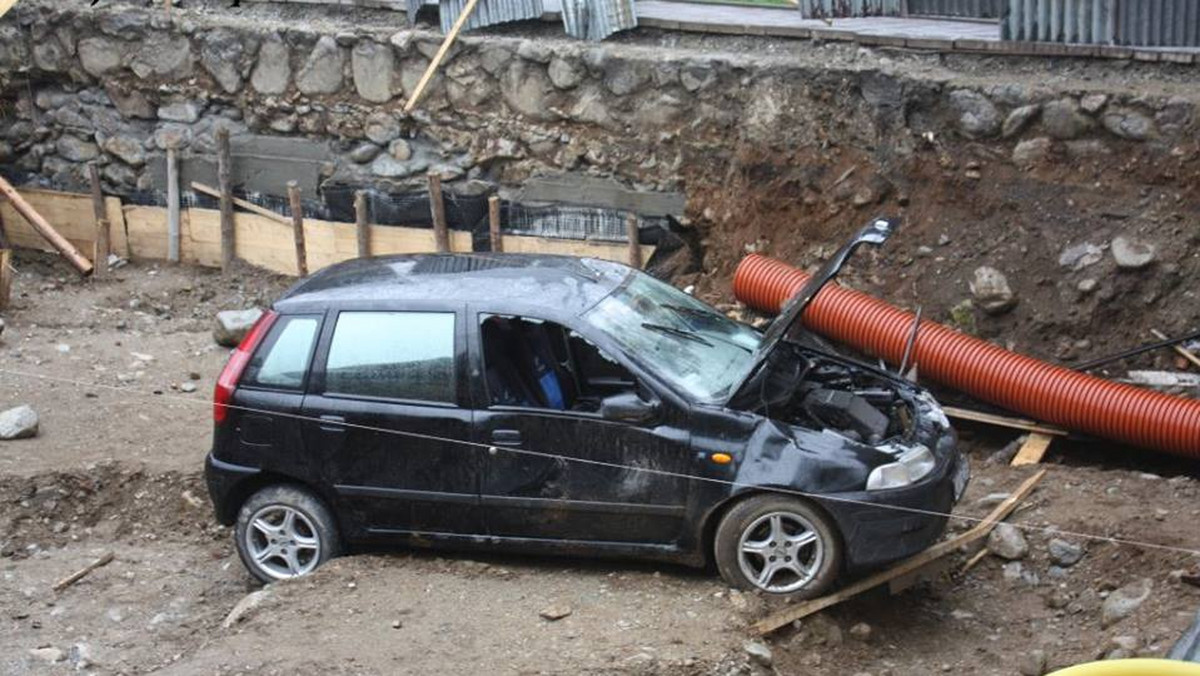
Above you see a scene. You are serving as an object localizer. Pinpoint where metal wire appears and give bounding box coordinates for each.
[1,366,1198,558]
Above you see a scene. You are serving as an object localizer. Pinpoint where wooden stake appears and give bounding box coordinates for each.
[287,181,308,277]
[428,173,449,253]
[93,218,110,279]
[53,551,115,592]
[1151,328,1200,370]
[87,164,105,226]
[488,194,503,253]
[403,0,483,113]
[751,469,1047,636]
[0,174,93,275]
[1011,432,1054,467]
[0,249,11,311]
[626,213,642,269]
[216,128,235,274]
[355,190,370,258]
[191,182,290,225]
[166,147,181,263]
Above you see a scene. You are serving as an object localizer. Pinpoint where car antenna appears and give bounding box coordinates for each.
[898,305,922,377]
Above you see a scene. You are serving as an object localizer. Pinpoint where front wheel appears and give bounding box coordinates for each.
[234,485,341,584]
[713,495,842,598]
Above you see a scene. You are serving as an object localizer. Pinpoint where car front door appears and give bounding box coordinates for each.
[301,304,481,538]
[468,309,693,546]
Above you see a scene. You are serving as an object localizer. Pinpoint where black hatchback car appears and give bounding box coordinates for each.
[206,218,968,598]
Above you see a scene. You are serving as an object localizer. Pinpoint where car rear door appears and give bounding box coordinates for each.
[300,303,481,538]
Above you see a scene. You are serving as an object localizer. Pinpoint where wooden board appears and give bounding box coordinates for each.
[943,406,1068,437]
[0,189,100,262]
[751,469,1047,635]
[501,234,655,267]
[1011,432,1054,467]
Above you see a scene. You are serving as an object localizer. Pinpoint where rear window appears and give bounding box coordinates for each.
[243,315,321,390]
[324,311,457,404]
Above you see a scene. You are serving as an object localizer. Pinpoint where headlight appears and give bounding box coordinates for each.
[866,445,936,491]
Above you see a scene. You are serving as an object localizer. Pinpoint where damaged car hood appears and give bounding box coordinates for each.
[728,217,898,408]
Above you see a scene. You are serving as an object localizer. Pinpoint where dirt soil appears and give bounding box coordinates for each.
[1,252,1199,675]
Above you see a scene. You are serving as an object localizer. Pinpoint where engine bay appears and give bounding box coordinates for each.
[784,355,916,445]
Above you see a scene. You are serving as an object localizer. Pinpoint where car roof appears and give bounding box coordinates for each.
[274,253,633,315]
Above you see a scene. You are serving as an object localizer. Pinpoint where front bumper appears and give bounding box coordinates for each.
[820,431,967,572]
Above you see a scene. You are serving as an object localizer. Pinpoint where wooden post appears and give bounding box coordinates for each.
[354,190,370,258]
[403,0,483,113]
[166,147,181,263]
[488,195,503,253]
[93,218,110,279]
[287,181,308,277]
[0,174,93,275]
[626,213,642,269]
[0,248,11,311]
[216,128,235,274]
[428,173,449,253]
[87,164,105,225]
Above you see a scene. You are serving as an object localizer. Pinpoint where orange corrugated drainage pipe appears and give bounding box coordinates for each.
[732,254,1200,458]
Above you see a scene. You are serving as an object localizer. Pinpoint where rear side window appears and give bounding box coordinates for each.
[324,311,456,404]
[243,315,321,390]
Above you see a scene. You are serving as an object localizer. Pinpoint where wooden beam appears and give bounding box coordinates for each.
[87,164,105,226]
[943,406,1067,437]
[93,218,110,279]
[751,469,1047,636]
[166,147,181,263]
[1011,432,1054,467]
[216,128,235,274]
[287,181,308,277]
[191,182,291,226]
[0,175,93,275]
[428,173,449,253]
[355,190,370,258]
[626,213,642,269]
[488,194,503,253]
[402,0,483,113]
[0,249,11,311]
[1151,329,1200,370]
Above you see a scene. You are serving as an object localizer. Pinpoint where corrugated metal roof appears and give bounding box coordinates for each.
[798,0,900,18]
[561,0,638,40]
[1002,0,1200,46]
[438,0,546,32]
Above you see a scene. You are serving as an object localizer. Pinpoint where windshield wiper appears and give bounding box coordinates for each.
[641,322,714,347]
[662,304,715,320]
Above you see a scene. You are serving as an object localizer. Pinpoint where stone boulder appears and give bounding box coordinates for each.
[251,34,291,95]
[1102,108,1156,141]
[352,41,397,103]
[214,309,264,348]
[1041,99,1091,140]
[0,405,39,440]
[969,266,1017,315]
[986,522,1028,560]
[950,90,1001,138]
[296,36,345,96]
[1101,578,1152,628]
[201,29,251,95]
[1111,235,1156,270]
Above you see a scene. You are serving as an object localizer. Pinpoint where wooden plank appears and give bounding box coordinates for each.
[0,176,93,275]
[287,181,308,277]
[104,196,129,258]
[216,128,235,274]
[355,190,370,258]
[752,469,1047,635]
[0,249,11,311]
[402,0,483,113]
[500,234,654,264]
[1011,432,1054,467]
[1150,329,1200,370]
[191,182,292,226]
[943,406,1068,437]
[488,194,502,253]
[93,218,110,279]
[428,173,450,253]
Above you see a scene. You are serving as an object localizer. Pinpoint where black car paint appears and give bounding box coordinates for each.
[206,253,965,572]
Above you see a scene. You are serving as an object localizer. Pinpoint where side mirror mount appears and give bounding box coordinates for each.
[600,392,659,425]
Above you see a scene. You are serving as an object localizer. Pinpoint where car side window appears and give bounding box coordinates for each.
[243,315,321,390]
[325,311,456,404]
[480,314,636,413]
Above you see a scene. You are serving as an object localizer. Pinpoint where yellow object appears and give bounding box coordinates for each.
[1050,660,1200,676]
[0,0,15,18]
[710,452,733,465]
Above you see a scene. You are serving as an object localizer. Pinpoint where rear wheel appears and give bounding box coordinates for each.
[714,495,842,598]
[235,485,341,584]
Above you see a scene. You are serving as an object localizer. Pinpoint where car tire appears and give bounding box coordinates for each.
[234,484,341,584]
[713,494,842,599]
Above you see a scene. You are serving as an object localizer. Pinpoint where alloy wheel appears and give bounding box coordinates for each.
[244,505,322,580]
[736,510,824,593]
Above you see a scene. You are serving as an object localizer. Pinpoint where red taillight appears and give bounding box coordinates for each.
[214,310,279,423]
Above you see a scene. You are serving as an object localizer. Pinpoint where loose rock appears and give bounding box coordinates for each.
[1101,578,1152,628]
[969,266,1017,315]
[222,590,272,628]
[213,309,264,348]
[1048,538,1084,567]
[539,605,572,621]
[0,405,39,440]
[950,90,1000,138]
[1111,235,1156,270]
[1018,649,1047,676]
[743,640,773,667]
[986,523,1028,560]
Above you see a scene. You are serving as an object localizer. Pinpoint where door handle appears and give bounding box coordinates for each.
[491,429,523,446]
[319,415,346,432]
